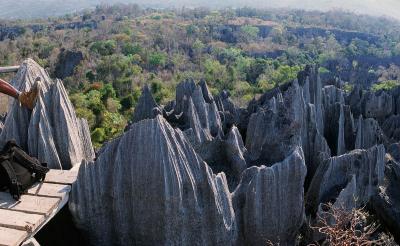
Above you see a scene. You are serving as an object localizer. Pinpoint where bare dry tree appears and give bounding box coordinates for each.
[265,203,396,246]
[311,203,392,246]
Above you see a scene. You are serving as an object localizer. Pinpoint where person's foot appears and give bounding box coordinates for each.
[18,78,40,110]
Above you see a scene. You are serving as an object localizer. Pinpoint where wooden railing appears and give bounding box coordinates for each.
[0,66,20,73]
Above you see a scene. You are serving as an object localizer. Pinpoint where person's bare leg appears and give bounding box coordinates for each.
[0,78,39,109]
[0,78,20,99]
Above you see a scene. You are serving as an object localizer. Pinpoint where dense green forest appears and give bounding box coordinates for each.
[1,4,400,147]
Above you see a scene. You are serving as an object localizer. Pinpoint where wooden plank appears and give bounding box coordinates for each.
[0,192,60,216]
[0,66,19,73]
[26,183,70,198]
[0,226,27,246]
[0,209,44,232]
[44,169,78,185]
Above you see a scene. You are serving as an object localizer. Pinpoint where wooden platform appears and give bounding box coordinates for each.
[0,167,79,246]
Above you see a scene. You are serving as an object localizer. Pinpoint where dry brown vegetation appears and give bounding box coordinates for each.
[311,204,395,246]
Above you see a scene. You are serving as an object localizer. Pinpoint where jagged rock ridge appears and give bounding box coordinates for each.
[70,116,237,245]
[65,64,400,244]
[70,115,308,245]
[233,147,306,245]
[0,59,94,169]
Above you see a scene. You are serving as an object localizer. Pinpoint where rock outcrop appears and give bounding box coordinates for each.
[245,81,304,166]
[306,145,385,215]
[363,90,393,120]
[382,115,400,142]
[0,59,94,169]
[355,116,387,149]
[244,76,329,189]
[348,87,396,125]
[225,126,247,179]
[54,49,84,79]
[370,157,400,243]
[71,114,308,245]
[70,116,236,245]
[131,85,161,123]
[162,79,223,148]
[215,90,242,131]
[5,56,400,245]
[65,64,400,244]
[233,147,307,245]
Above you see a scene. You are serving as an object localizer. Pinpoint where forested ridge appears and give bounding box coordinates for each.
[1,4,400,147]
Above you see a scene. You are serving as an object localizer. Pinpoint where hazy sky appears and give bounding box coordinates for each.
[0,0,399,20]
[164,0,400,20]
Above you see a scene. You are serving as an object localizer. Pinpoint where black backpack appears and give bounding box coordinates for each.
[0,140,49,200]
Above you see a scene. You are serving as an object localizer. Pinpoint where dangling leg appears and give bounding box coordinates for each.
[0,78,20,99]
[0,78,39,109]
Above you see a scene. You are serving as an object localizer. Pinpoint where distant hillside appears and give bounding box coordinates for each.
[0,0,400,20]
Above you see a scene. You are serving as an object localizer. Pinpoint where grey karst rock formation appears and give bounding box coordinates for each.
[322,85,345,108]
[225,126,247,178]
[348,86,396,123]
[54,49,84,79]
[215,90,242,131]
[382,114,400,142]
[160,79,223,147]
[245,80,304,167]
[244,76,328,188]
[363,90,393,120]
[0,120,4,134]
[322,101,355,156]
[315,174,357,233]
[156,80,234,182]
[70,115,307,245]
[184,97,214,146]
[330,174,357,211]
[306,145,385,215]
[77,118,95,160]
[323,103,344,155]
[355,116,387,149]
[70,116,237,245]
[346,84,364,117]
[233,147,307,245]
[4,58,400,245]
[388,142,400,161]
[64,63,400,245]
[0,59,94,169]
[196,125,248,188]
[392,87,400,115]
[302,103,331,188]
[370,156,400,243]
[131,84,161,123]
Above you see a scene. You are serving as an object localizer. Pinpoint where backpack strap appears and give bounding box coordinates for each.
[1,140,18,154]
[0,160,21,200]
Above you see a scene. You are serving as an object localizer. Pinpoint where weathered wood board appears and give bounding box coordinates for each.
[0,192,60,216]
[0,226,28,246]
[44,169,79,185]
[0,209,44,232]
[27,183,71,198]
[0,164,80,245]
[0,66,20,73]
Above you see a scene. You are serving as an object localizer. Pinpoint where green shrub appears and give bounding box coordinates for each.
[372,80,400,91]
[148,51,167,69]
[91,128,106,147]
[90,40,117,56]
